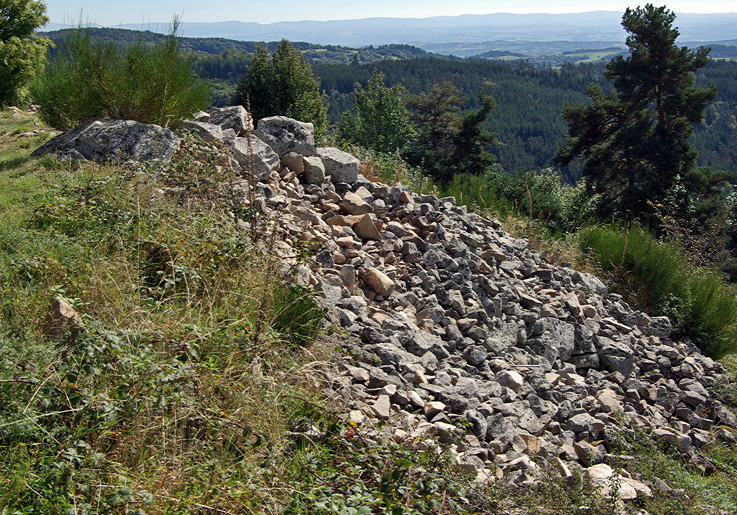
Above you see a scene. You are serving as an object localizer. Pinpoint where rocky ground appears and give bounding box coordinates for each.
[35,107,737,507]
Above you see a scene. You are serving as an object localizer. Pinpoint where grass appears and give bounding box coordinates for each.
[579,224,737,357]
[0,108,333,513]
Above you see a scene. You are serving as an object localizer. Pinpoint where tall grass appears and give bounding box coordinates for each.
[30,20,210,130]
[580,224,737,357]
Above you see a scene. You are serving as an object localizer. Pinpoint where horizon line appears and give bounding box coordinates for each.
[46,9,737,27]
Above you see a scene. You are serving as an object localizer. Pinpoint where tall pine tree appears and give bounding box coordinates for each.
[556,4,717,222]
[406,82,496,184]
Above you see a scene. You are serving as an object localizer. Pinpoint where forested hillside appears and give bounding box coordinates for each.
[39,27,737,177]
[316,58,737,178]
[42,28,441,68]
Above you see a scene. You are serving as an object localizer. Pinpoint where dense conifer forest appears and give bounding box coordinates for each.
[315,58,737,178]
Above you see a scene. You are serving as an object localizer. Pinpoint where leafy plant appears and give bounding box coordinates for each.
[0,0,51,105]
[339,71,415,154]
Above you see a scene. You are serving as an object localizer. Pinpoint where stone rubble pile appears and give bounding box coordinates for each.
[201,111,737,499]
[40,109,737,502]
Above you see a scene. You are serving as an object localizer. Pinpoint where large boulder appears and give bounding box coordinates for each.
[595,336,635,377]
[33,119,181,163]
[525,318,575,366]
[180,120,225,144]
[208,105,253,135]
[302,156,326,184]
[316,147,360,184]
[254,116,315,157]
[232,135,280,180]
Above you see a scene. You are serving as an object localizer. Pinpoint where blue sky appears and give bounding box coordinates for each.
[44,0,736,26]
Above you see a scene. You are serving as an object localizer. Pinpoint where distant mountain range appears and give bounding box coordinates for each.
[45,11,737,53]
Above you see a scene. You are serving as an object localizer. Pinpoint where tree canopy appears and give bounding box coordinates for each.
[0,0,50,105]
[338,71,414,154]
[233,40,328,140]
[556,4,718,222]
[406,82,496,184]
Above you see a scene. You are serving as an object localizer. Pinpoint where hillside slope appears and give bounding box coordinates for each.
[1,107,737,513]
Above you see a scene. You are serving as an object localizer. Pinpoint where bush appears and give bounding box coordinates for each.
[30,21,210,130]
[580,224,737,357]
[443,168,595,233]
[233,40,328,141]
[0,0,51,105]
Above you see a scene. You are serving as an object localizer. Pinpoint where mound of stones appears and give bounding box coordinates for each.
[56,108,737,503]
[212,113,735,501]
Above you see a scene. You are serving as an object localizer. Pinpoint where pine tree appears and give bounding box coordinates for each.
[450,93,497,177]
[406,82,496,184]
[234,40,328,140]
[556,4,717,221]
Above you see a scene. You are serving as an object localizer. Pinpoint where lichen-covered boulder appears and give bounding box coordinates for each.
[208,105,253,135]
[254,116,315,157]
[316,147,359,184]
[32,119,181,163]
[232,135,280,180]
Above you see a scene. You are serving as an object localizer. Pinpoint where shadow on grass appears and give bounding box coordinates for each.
[0,155,30,173]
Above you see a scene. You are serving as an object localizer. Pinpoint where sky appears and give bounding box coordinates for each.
[44,0,737,26]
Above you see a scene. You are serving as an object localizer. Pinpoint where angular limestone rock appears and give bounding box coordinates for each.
[353,214,382,241]
[340,191,374,215]
[361,267,395,297]
[303,156,326,184]
[209,105,253,135]
[181,120,225,143]
[44,298,84,339]
[232,135,280,180]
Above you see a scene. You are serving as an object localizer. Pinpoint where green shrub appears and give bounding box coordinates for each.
[443,168,595,233]
[30,21,210,130]
[233,40,328,142]
[580,224,737,357]
[0,0,51,106]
